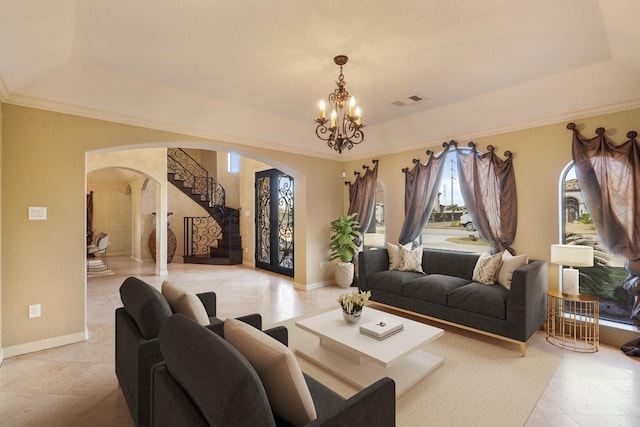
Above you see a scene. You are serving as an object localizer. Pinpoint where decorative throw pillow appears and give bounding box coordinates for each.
[224,318,317,427]
[161,280,210,326]
[398,244,424,273]
[472,251,504,285]
[387,242,412,270]
[497,251,529,289]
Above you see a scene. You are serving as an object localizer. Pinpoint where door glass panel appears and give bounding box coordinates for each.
[277,174,294,269]
[256,176,271,264]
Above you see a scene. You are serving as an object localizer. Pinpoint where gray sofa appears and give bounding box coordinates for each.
[358,248,548,355]
[151,314,396,426]
[115,277,264,426]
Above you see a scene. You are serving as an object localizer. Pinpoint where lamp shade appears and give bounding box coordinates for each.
[364,233,385,247]
[550,244,594,267]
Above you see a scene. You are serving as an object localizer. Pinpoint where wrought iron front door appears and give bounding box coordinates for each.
[255,169,294,276]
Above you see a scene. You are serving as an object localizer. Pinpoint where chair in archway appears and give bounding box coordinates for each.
[87,233,109,271]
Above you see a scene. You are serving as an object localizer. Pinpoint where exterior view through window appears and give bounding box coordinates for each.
[422,150,489,254]
[562,164,633,325]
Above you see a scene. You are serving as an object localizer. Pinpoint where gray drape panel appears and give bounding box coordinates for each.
[568,123,640,326]
[456,144,517,254]
[399,144,452,246]
[347,160,379,238]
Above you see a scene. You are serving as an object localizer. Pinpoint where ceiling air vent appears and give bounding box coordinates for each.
[391,94,426,107]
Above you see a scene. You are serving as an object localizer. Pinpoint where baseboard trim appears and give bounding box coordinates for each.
[295,280,333,291]
[2,331,88,358]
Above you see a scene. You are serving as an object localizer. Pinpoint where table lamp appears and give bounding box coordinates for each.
[551,244,594,295]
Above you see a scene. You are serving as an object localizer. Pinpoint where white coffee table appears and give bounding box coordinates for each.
[295,307,444,396]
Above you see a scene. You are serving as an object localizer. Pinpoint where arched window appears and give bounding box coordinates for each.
[560,163,634,325]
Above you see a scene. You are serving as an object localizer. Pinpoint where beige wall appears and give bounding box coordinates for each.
[86,180,132,256]
[1,104,342,352]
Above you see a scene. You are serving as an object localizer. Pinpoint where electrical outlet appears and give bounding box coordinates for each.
[29,304,41,318]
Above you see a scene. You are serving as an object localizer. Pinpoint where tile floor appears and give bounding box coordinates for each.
[0,257,639,426]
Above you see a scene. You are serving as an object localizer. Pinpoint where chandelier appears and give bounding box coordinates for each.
[315,55,365,154]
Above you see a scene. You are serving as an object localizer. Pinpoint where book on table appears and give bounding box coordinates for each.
[359,317,404,340]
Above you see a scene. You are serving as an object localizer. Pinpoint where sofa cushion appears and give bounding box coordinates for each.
[447,282,509,319]
[368,270,424,295]
[120,276,172,339]
[161,280,210,326]
[421,249,479,280]
[402,274,472,306]
[160,314,275,427]
[224,318,317,427]
[398,244,424,273]
[386,242,411,270]
[497,251,529,289]
[472,251,503,285]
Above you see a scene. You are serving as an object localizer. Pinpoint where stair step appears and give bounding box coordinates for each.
[183,254,242,265]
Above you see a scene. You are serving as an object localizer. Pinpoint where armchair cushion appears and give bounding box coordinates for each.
[120,276,172,339]
[224,318,317,426]
[161,280,209,325]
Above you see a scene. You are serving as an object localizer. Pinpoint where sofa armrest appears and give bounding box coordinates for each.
[236,313,262,330]
[205,313,263,338]
[263,326,288,346]
[307,377,396,426]
[115,307,165,427]
[196,292,216,317]
[506,260,548,342]
[358,249,390,291]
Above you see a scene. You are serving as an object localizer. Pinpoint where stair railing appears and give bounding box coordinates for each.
[167,148,226,208]
[184,216,222,257]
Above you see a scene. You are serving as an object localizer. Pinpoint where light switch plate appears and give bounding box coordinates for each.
[28,207,47,220]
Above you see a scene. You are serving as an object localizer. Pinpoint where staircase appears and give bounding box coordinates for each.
[167,148,243,265]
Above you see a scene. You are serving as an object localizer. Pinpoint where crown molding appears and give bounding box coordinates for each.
[0,73,9,102]
[5,93,342,162]
[341,98,640,162]
[6,92,640,164]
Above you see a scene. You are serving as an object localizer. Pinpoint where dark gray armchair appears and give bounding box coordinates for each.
[151,314,396,427]
[115,277,262,426]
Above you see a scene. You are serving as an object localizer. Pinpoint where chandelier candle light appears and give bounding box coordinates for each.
[315,55,365,154]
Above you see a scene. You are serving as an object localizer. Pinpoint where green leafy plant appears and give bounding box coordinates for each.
[329,213,362,263]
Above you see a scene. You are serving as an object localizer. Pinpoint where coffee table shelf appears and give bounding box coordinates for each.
[295,307,444,396]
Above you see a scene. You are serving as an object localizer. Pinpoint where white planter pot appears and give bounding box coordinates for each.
[335,262,354,288]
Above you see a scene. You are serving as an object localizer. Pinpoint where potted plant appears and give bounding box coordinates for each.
[329,213,362,288]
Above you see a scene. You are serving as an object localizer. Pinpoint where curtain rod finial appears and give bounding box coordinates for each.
[596,127,605,135]
[628,131,638,139]
[567,122,576,131]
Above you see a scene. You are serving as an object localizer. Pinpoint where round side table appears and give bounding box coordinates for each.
[546,290,599,352]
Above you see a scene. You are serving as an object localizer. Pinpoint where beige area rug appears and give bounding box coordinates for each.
[86,259,114,277]
[272,305,560,427]
[86,267,114,277]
